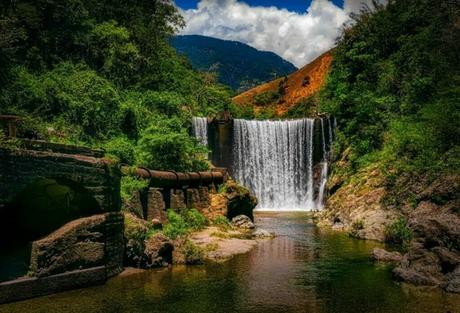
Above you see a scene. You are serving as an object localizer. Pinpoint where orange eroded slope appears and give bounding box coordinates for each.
[233,51,332,116]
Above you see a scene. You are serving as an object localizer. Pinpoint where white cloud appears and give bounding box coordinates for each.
[177,0,386,68]
[177,0,347,67]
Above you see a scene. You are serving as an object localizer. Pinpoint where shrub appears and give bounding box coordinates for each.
[352,219,365,231]
[120,175,148,202]
[385,218,412,248]
[182,209,209,231]
[163,210,190,239]
[213,215,232,231]
[182,239,204,265]
[104,136,136,164]
[253,90,280,106]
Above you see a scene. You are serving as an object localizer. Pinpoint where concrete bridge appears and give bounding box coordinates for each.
[0,139,226,304]
[0,140,124,304]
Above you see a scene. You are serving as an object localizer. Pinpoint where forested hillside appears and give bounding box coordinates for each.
[171,35,297,91]
[321,0,459,179]
[318,0,460,288]
[0,0,233,171]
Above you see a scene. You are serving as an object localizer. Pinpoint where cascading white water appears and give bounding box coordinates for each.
[192,117,208,146]
[232,118,315,211]
[315,118,329,210]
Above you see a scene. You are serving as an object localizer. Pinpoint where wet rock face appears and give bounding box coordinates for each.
[393,193,460,292]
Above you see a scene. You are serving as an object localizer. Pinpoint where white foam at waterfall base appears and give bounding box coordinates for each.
[232,118,316,211]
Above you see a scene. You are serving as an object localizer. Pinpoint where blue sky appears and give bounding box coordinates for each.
[175,0,345,13]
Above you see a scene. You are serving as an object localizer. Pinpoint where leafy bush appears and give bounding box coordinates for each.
[385,218,412,248]
[182,209,209,231]
[163,210,190,239]
[120,176,148,203]
[104,136,136,164]
[182,239,205,265]
[136,117,209,172]
[253,90,281,106]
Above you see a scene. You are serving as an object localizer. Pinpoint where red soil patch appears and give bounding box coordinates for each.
[233,51,332,116]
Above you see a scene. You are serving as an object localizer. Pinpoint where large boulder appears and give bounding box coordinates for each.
[30,215,107,277]
[370,248,402,263]
[206,180,257,222]
[231,215,255,230]
[392,175,460,292]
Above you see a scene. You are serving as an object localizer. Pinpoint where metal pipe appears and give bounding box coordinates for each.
[121,167,224,188]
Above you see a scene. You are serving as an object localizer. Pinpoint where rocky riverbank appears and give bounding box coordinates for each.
[317,149,460,293]
[122,179,273,268]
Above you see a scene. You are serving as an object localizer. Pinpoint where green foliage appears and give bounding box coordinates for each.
[384,218,412,249]
[136,116,209,172]
[229,103,256,119]
[104,136,136,164]
[163,210,190,239]
[253,90,281,106]
[284,95,318,118]
[162,209,209,239]
[212,215,232,231]
[181,239,205,265]
[182,209,209,231]
[120,175,148,203]
[0,0,232,172]
[320,0,460,176]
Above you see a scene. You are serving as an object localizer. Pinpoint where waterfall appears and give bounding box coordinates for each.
[192,117,208,146]
[232,118,315,211]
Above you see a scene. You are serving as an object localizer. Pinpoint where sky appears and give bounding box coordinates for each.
[174,0,381,67]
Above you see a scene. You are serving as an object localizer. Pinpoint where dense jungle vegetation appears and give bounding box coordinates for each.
[320,0,460,179]
[0,0,235,171]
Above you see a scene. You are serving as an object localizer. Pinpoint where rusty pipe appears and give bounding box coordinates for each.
[121,167,224,188]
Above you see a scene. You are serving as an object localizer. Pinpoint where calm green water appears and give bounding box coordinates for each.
[1,213,459,313]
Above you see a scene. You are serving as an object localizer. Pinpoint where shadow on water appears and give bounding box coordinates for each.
[1,213,459,313]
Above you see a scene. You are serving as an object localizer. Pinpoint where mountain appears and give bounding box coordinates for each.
[232,51,332,117]
[171,35,297,91]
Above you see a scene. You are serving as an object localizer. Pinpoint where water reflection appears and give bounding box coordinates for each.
[1,213,459,313]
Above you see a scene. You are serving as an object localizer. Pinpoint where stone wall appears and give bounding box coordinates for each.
[0,147,120,213]
[133,186,212,223]
[0,145,124,304]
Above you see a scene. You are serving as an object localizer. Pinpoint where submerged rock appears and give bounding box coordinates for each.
[232,215,255,229]
[370,248,402,263]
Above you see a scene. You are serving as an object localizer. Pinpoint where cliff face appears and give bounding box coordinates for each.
[319,149,460,292]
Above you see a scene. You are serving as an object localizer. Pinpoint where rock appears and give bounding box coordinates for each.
[143,233,173,268]
[232,215,255,229]
[331,222,345,231]
[252,228,274,239]
[393,242,444,286]
[442,266,460,293]
[151,218,163,230]
[30,215,106,277]
[370,248,402,263]
[225,180,257,221]
[203,180,257,222]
